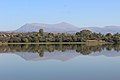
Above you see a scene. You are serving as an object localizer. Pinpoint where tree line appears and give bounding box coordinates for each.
[0,29,120,44]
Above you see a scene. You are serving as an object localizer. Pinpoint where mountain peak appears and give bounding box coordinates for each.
[24,22,70,26]
[59,22,68,24]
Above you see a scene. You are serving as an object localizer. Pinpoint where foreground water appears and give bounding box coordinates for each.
[0,44,120,80]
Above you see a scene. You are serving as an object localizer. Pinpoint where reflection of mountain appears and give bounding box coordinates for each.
[0,44,120,61]
[90,50,120,57]
[14,50,80,61]
[11,50,120,61]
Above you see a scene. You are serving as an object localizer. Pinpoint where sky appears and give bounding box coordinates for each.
[0,0,120,31]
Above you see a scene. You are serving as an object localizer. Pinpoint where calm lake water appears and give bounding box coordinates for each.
[0,44,120,80]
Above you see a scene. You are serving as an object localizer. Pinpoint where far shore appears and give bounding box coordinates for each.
[0,42,109,45]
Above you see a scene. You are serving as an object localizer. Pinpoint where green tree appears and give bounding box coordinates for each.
[39,29,44,36]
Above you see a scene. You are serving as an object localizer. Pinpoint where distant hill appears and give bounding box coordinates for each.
[14,22,120,34]
[81,26,120,34]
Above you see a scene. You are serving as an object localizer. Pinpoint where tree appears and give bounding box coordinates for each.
[113,33,120,44]
[104,33,113,42]
[21,38,29,43]
[39,29,44,36]
[75,30,93,42]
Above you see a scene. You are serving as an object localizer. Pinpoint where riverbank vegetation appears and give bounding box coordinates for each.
[0,29,120,44]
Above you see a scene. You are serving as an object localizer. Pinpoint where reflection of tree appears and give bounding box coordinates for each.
[0,44,119,57]
[113,44,120,52]
[46,45,55,52]
[38,50,44,57]
[106,45,113,51]
[76,45,103,55]
[76,45,92,55]
[104,44,120,52]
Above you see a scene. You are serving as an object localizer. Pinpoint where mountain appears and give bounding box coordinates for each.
[15,22,80,33]
[15,22,120,34]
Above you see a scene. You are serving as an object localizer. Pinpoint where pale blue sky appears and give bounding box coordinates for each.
[0,0,120,31]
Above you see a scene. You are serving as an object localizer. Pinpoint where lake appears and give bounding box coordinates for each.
[0,44,120,80]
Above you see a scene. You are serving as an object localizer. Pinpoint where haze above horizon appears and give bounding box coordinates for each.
[0,0,120,31]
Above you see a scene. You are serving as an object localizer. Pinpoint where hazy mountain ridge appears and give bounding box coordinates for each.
[81,26,120,34]
[15,22,120,34]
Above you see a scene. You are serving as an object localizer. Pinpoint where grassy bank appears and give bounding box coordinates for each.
[0,41,107,45]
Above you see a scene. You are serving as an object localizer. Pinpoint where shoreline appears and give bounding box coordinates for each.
[0,42,108,45]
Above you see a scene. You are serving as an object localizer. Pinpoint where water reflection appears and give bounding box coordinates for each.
[0,44,120,80]
[0,44,120,61]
